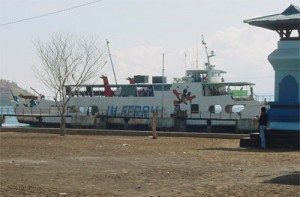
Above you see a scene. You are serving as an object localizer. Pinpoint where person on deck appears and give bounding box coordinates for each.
[258,107,268,149]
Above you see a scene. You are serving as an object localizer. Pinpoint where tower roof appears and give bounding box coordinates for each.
[244,5,300,39]
[244,5,300,30]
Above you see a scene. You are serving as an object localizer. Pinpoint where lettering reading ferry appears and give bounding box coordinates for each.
[108,105,160,117]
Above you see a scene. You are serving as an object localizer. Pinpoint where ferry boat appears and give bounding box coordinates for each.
[12,39,267,132]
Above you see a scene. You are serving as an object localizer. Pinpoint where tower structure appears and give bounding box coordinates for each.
[244,5,300,148]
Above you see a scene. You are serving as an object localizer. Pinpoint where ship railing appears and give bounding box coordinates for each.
[0,107,15,115]
[14,107,61,116]
[254,95,274,103]
[10,107,241,120]
[12,107,163,118]
[190,111,241,120]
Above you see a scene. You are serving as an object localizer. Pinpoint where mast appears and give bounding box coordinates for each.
[196,44,199,69]
[201,35,215,70]
[106,39,118,85]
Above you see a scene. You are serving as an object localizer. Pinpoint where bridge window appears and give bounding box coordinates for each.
[203,84,227,96]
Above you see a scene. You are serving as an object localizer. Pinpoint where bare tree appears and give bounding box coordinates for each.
[33,33,107,136]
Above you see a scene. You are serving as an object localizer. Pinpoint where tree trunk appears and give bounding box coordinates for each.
[60,114,66,136]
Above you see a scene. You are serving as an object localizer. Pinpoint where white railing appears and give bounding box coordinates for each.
[255,95,274,103]
[191,111,240,120]
[0,107,15,115]
[14,107,60,116]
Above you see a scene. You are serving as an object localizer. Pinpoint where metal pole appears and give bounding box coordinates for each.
[152,111,157,139]
[161,53,165,118]
[106,39,118,85]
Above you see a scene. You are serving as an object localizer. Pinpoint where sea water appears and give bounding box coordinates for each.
[0,106,29,127]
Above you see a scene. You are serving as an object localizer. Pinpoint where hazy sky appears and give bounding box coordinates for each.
[0,0,298,97]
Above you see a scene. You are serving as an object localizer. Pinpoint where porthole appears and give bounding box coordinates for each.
[208,105,222,113]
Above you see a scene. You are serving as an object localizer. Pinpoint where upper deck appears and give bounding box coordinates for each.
[63,37,257,100]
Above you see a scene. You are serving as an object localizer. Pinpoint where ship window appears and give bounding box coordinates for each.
[86,86,92,96]
[153,84,171,91]
[137,86,154,97]
[91,105,99,115]
[65,86,71,95]
[191,104,199,113]
[225,105,233,113]
[120,86,137,97]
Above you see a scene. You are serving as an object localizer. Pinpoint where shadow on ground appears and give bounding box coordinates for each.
[198,147,299,153]
[264,172,300,186]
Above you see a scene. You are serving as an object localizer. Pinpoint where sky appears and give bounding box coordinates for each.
[0,0,299,98]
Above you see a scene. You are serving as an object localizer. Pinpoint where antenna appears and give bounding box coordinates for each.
[106,39,118,85]
[184,52,187,73]
[201,35,215,70]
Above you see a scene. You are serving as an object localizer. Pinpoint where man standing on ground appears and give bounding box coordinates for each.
[258,107,268,149]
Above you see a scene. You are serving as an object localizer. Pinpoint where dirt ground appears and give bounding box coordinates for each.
[0,131,299,197]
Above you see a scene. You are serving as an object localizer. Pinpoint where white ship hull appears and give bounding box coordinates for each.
[13,81,265,132]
